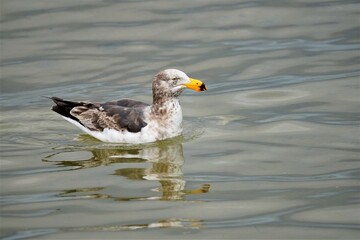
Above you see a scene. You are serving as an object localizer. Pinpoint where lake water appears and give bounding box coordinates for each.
[1,0,359,239]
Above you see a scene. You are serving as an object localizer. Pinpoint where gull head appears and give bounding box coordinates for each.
[152,69,206,101]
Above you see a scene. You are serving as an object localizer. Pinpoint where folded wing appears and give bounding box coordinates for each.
[51,97,148,133]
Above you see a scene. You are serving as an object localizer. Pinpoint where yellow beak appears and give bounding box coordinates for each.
[182,78,207,92]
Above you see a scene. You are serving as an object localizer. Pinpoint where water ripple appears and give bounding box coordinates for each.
[1,229,59,240]
[152,2,259,15]
[186,169,360,183]
[208,70,360,95]
[0,192,91,206]
[1,3,107,23]
[256,112,360,126]
[223,38,360,53]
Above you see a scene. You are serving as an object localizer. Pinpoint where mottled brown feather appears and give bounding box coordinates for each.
[51,97,148,133]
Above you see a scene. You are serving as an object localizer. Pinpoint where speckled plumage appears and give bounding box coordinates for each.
[50,69,206,144]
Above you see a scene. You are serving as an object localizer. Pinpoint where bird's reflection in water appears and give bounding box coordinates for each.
[75,217,204,232]
[44,139,210,201]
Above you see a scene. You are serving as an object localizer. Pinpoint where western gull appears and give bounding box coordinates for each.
[50,69,206,144]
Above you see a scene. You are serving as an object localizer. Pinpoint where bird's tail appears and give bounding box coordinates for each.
[47,96,83,121]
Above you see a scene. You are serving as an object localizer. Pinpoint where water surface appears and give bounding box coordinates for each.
[1,0,359,239]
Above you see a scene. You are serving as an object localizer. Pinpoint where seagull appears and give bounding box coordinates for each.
[50,69,206,144]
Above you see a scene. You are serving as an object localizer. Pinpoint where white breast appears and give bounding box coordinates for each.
[144,99,183,141]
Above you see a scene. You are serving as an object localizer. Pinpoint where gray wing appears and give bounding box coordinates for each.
[103,99,149,108]
[70,99,149,133]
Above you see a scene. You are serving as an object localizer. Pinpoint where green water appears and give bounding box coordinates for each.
[1,1,359,239]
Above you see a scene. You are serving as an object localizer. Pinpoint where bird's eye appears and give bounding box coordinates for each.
[172,77,180,81]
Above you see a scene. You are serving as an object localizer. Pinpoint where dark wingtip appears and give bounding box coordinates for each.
[42,96,63,104]
[41,95,53,100]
